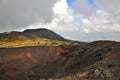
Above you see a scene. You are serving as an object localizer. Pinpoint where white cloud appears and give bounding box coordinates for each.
[53,0,68,15]
[26,0,78,32]
[80,9,120,33]
[19,0,120,41]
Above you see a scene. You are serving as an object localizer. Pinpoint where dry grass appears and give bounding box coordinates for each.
[0,37,71,48]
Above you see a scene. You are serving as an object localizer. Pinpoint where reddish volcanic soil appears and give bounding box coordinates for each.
[0,46,65,80]
[0,41,120,80]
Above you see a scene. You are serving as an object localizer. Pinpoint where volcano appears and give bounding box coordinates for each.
[0,28,120,80]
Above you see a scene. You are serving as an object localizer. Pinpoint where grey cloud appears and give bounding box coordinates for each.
[95,0,120,23]
[73,0,120,33]
[64,0,120,41]
[74,0,96,17]
[74,0,120,19]
[0,0,57,32]
[95,0,120,11]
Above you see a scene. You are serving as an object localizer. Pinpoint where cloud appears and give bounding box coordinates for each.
[72,0,120,32]
[95,0,120,11]
[74,0,97,17]
[26,0,79,32]
[0,0,57,32]
[80,9,120,33]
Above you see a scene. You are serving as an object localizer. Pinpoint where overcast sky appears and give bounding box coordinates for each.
[0,0,120,41]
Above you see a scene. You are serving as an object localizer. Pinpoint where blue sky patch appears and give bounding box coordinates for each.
[74,17,82,25]
[67,0,76,9]
[88,0,96,8]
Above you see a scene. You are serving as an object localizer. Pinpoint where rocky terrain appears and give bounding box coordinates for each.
[0,41,120,80]
[0,46,65,80]
[0,29,120,80]
[52,41,120,80]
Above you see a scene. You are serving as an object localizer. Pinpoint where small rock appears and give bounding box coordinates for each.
[94,69,100,77]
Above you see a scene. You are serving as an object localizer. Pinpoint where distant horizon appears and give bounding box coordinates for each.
[0,27,120,42]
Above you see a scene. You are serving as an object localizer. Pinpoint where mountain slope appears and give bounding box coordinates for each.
[0,41,120,80]
[23,28,66,41]
[28,41,120,80]
[0,28,71,48]
[0,28,65,41]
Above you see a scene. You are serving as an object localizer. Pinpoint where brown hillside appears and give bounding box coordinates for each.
[0,28,74,48]
[0,41,120,80]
